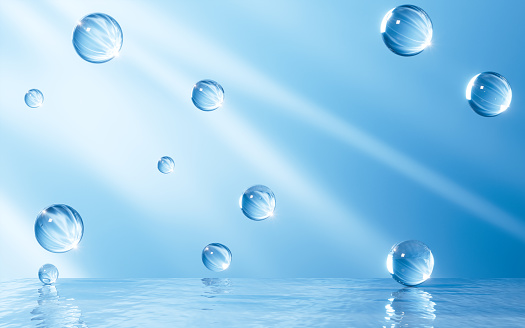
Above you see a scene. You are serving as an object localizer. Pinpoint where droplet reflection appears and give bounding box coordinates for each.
[385,288,436,327]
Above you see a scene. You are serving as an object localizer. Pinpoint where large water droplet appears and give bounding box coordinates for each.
[381,5,433,56]
[38,264,59,285]
[387,240,434,286]
[158,156,175,174]
[72,13,123,63]
[191,80,224,111]
[202,243,232,272]
[240,185,276,221]
[35,204,84,253]
[466,72,512,117]
[25,89,44,108]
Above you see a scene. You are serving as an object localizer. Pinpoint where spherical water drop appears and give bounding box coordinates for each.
[466,72,512,117]
[38,264,59,285]
[240,185,276,221]
[387,240,434,286]
[35,204,84,253]
[192,80,224,111]
[381,5,433,56]
[157,156,175,174]
[73,13,123,63]
[25,89,44,108]
[202,243,232,272]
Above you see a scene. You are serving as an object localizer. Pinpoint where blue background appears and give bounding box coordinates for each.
[0,0,524,279]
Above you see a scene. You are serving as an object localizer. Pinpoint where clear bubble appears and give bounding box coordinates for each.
[466,72,512,117]
[35,204,84,253]
[240,185,276,221]
[38,264,59,285]
[72,13,123,64]
[381,5,433,56]
[191,80,224,111]
[202,243,232,272]
[387,240,434,286]
[25,89,44,108]
[157,156,175,174]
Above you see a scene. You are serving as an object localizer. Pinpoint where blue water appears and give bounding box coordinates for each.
[0,279,523,327]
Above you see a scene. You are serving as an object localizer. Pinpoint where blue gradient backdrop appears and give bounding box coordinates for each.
[0,0,524,279]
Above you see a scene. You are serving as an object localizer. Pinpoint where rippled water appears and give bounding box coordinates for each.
[0,279,524,327]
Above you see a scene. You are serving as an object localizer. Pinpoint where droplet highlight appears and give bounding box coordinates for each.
[191,80,224,111]
[73,13,123,63]
[35,204,84,253]
[202,243,232,272]
[157,156,175,174]
[25,89,44,108]
[38,264,59,285]
[466,72,512,117]
[240,185,276,221]
[381,5,433,56]
[387,240,434,286]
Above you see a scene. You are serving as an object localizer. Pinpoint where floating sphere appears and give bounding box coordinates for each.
[240,185,276,221]
[387,240,434,286]
[158,156,175,174]
[381,5,433,56]
[25,89,44,108]
[72,13,123,63]
[191,80,224,111]
[466,72,512,117]
[202,243,232,272]
[35,204,84,253]
[38,264,59,285]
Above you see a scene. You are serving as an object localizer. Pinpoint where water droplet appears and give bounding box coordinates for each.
[25,89,44,108]
[157,156,175,174]
[191,80,224,111]
[381,5,433,56]
[466,72,512,117]
[35,204,84,253]
[202,243,232,272]
[38,264,59,285]
[72,13,123,64]
[387,240,434,286]
[240,185,276,221]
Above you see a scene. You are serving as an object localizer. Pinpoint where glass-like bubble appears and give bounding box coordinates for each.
[240,185,276,221]
[191,80,224,111]
[202,243,232,272]
[72,13,123,63]
[466,72,512,117]
[387,240,434,286]
[38,264,59,285]
[158,156,175,174]
[25,89,44,108]
[35,204,84,253]
[381,5,433,56]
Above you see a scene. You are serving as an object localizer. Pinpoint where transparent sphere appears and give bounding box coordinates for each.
[381,5,433,56]
[38,264,59,285]
[202,243,232,272]
[466,72,512,117]
[25,89,44,108]
[158,156,175,174]
[72,13,123,63]
[35,204,84,253]
[240,185,276,221]
[387,240,434,286]
[191,80,224,111]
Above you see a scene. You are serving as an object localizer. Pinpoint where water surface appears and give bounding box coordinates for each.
[0,278,523,327]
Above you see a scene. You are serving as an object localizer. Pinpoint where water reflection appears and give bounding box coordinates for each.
[201,278,232,297]
[31,285,87,327]
[385,287,436,328]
